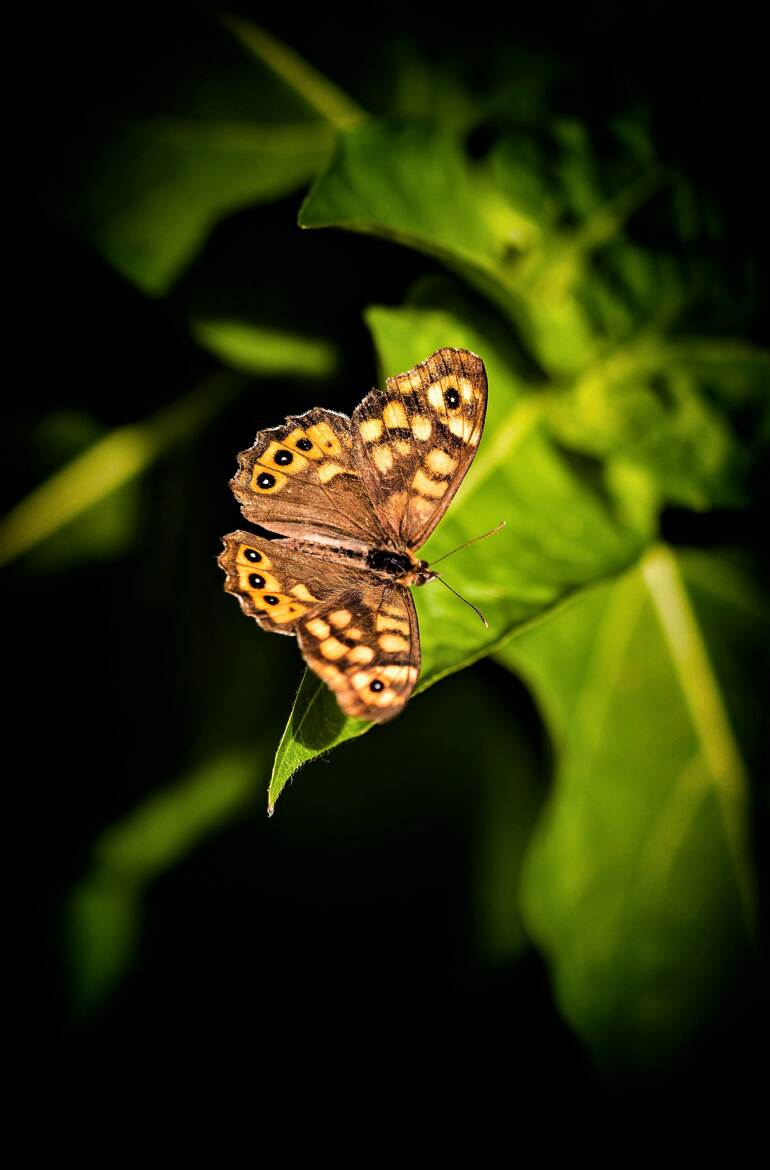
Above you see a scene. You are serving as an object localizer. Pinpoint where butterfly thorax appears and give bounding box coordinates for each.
[366,547,436,587]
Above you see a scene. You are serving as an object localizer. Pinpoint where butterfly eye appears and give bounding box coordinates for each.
[249,573,265,589]
[274,449,293,466]
[257,472,276,489]
[445,387,460,409]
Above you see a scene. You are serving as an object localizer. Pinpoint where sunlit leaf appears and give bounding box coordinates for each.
[191,319,339,378]
[496,546,763,1070]
[543,335,769,510]
[0,373,244,567]
[24,411,140,569]
[300,118,660,375]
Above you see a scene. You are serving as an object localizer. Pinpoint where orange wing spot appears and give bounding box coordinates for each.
[285,428,323,460]
[447,414,475,442]
[320,636,348,661]
[347,644,375,664]
[381,489,407,531]
[237,546,273,570]
[375,614,410,634]
[359,418,383,443]
[291,584,319,602]
[272,603,307,624]
[349,671,397,708]
[315,662,346,685]
[328,609,352,628]
[383,400,408,429]
[412,469,448,498]
[259,440,310,474]
[378,633,410,653]
[427,382,447,412]
[426,448,457,475]
[407,496,434,525]
[318,461,348,483]
[250,465,288,493]
[382,664,414,682]
[372,444,394,474]
[306,421,343,456]
[306,618,330,639]
[239,569,281,593]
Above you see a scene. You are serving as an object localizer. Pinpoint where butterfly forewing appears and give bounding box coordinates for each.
[231,407,384,547]
[351,348,487,549]
[218,531,376,635]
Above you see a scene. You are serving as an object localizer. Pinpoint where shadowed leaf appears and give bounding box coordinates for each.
[496,546,764,1071]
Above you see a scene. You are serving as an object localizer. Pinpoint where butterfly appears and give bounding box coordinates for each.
[218,347,487,722]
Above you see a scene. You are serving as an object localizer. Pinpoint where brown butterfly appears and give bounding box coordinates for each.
[218,347,487,722]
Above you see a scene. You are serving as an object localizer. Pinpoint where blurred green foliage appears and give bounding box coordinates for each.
[11,7,768,1102]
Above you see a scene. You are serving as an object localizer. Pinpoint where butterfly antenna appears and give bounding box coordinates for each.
[428,520,506,568]
[433,575,489,628]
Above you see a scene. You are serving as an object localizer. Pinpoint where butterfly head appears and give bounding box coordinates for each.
[399,559,438,588]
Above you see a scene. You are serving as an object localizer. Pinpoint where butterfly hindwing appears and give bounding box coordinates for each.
[297,584,420,722]
[218,531,375,635]
[219,532,420,721]
[351,348,487,549]
[230,407,383,547]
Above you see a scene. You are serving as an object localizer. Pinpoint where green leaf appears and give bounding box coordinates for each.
[543,334,770,510]
[190,319,339,378]
[299,118,661,376]
[61,117,332,295]
[268,672,370,814]
[52,19,354,294]
[299,117,767,506]
[0,373,243,567]
[471,717,548,965]
[23,411,141,570]
[299,119,520,319]
[497,545,762,1071]
[221,16,364,131]
[66,748,263,1015]
[267,286,647,810]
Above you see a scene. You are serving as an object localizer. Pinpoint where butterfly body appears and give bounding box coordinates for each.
[219,348,487,721]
